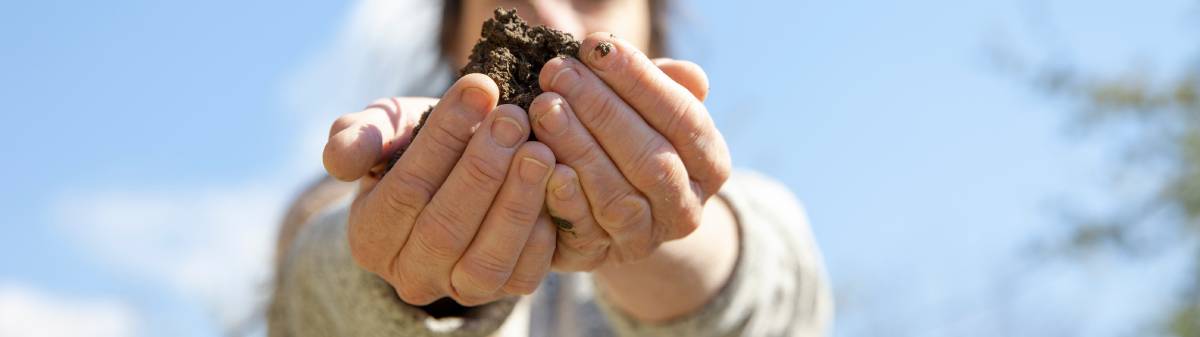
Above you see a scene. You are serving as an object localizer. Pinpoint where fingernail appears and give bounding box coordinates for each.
[553,177,577,200]
[491,116,524,148]
[589,41,617,70]
[460,87,491,115]
[520,157,550,183]
[537,102,569,136]
[549,67,579,92]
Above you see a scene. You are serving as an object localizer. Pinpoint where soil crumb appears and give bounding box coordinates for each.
[461,8,581,110]
[594,41,613,57]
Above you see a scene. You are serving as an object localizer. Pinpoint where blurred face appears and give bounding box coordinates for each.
[451,0,652,69]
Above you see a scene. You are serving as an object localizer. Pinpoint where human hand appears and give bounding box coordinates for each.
[527,33,731,271]
[323,74,558,306]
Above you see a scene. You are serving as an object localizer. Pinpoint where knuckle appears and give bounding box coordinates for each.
[452,292,499,307]
[398,162,443,196]
[709,158,732,190]
[556,133,602,165]
[394,283,438,305]
[460,154,506,190]
[624,69,653,104]
[663,100,704,144]
[502,274,541,295]
[458,252,513,292]
[597,191,648,233]
[411,214,470,261]
[496,202,540,225]
[377,176,429,220]
[577,92,621,131]
[427,120,472,153]
[692,144,731,197]
[410,233,459,264]
[629,144,684,191]
[561,232,609,257]
[426,205,472,241]
[652,183,702,241]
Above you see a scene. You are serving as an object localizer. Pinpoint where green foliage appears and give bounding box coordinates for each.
[1018,9,1199,336]
[1021,61,1198,254]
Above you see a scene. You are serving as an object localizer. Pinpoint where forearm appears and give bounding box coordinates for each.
[592,196,740,323]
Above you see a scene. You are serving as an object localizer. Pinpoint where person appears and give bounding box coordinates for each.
[268,0,833,336]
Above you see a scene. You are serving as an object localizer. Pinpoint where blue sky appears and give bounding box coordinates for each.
[1,0,1196,336]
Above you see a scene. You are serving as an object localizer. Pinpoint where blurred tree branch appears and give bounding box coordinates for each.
[1001,1,1200,335]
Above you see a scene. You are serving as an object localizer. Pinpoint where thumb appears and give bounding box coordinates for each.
[323,97,438,181]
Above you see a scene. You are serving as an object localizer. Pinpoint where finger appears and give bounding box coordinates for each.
[347,75,497,282]
[502,212,557,296]
[323,97,438,181]
[394,103,530,305]
[540,56,701,246]
[528,92,654,262]
[544,164,610,271]
[450,142,554,304]
[579,33,730,199]
[652,58,709,102]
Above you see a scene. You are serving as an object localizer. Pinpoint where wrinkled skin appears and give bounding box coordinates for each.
[322,0,737,321]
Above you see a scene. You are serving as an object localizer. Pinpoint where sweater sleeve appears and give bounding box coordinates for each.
[596,171,834,337]
[267,206,518,337]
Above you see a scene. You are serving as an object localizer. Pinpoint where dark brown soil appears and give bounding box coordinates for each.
[461,8,581,111]
[384,8,580,173]
[594,41,613,57]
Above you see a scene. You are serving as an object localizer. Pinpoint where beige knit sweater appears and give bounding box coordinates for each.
[269,171,833,337]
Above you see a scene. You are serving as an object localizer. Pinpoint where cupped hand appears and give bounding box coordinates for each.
[528,33,732,271]
[323,74,559,306]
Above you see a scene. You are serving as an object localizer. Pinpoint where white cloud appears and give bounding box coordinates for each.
[0,284,137,337]
[51,184,288,332]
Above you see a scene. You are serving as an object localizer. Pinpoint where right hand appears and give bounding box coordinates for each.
[322,74,558,306]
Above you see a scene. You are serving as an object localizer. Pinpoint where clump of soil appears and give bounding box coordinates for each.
[461,8,581,110]
[384,8,580,173]
[594,41,613,57]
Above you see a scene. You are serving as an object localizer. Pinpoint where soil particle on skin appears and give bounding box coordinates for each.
[595,41,614,57]
[384,8,580,173]
[551,215,577,238]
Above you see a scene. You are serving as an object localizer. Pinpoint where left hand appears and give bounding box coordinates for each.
[527,33,731,271]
